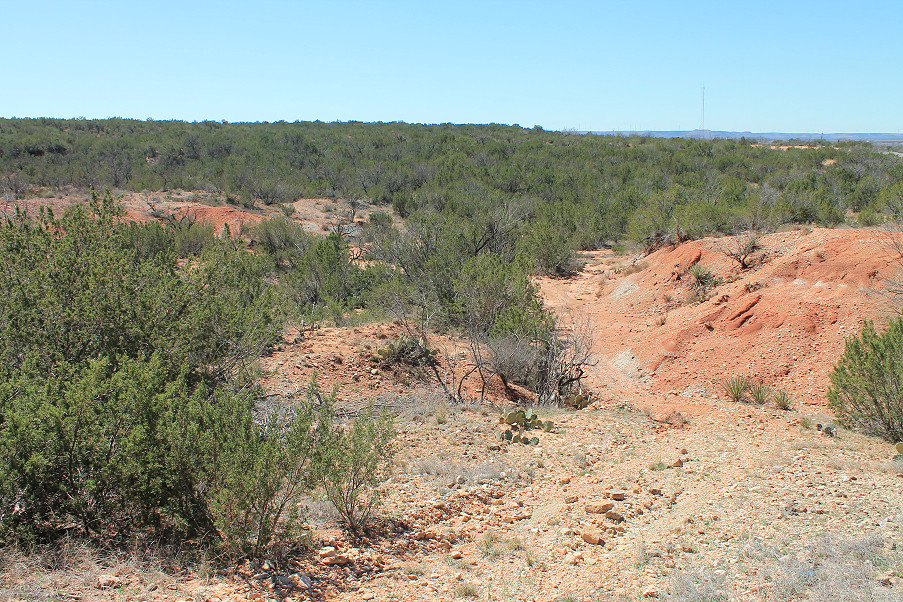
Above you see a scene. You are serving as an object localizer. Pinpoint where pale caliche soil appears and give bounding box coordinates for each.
[3,203,903,602]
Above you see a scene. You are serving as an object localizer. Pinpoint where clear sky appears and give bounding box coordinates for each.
[4,0,901,133]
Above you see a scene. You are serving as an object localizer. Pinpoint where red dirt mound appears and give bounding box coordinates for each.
[540,227,900,414]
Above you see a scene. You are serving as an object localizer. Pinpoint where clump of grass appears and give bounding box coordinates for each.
[505,537,525,551]
[402,562,425,576]
[689,263,715,288]
[455,582,479,598]
[477,530,502,559]
[751,533,898,601]
[666,568,729,601]
[684,289,702,305]
[748,381,773,405]
[722,375,750,403]
[773,390,794,411]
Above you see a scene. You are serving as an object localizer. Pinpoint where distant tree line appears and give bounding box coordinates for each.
[2,118,902,261]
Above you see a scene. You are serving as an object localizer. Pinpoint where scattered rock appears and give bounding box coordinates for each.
[586,502,615,514]
[671,458,683,468]
[96,574,121,590]
[608,490,628,501]
[565,495,578,504]
[642,585,660,598]
[318,546,350,566]
[502,509,532,523]
[605,510,624,522]
[581,529,605,545]
[649,487,662,495]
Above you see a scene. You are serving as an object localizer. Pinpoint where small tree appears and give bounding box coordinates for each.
[827,318,903,442]
[316,403,395,534]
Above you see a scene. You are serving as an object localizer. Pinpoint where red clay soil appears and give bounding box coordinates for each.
[5,190,385,236]
[538,227,900,418]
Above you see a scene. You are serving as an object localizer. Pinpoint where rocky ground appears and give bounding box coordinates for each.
[3,196,903,601]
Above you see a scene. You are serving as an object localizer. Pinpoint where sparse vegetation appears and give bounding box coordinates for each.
[722,375,750,403]
[747,381,773,405]
[718,230,760,270]
[500,408,554,445]
[316,403,395,534]
[686,263,721,302]
[376,334,439,370]
[2,117,903,601]
[773,389,794,410]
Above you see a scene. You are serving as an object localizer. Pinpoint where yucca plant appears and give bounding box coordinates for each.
[723,375,749,403]
[689,263,713,287]
[773,389,794,410]
[748,381,773,405]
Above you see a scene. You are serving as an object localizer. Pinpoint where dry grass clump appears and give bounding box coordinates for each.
[747,381,772,405]
[736,532,901,601]
[455,582,480,598]
[476,530,503,559]
[0,538,183,600]
[390,388,453,423]
[664,568,729,601]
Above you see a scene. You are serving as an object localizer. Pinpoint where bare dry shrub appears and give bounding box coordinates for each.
[717,230,760,270]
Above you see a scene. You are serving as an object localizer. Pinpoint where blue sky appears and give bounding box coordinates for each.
[4,1,901,132]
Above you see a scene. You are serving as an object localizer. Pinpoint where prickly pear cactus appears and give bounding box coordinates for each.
[561,391,591,410]
[499,407,553,445]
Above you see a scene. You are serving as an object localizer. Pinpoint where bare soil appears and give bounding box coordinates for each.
[3,189,385,237]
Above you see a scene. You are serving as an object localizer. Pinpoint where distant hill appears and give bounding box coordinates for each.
[582,129,903,143]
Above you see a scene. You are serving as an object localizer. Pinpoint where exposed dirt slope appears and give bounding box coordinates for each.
[539,227,899,416]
